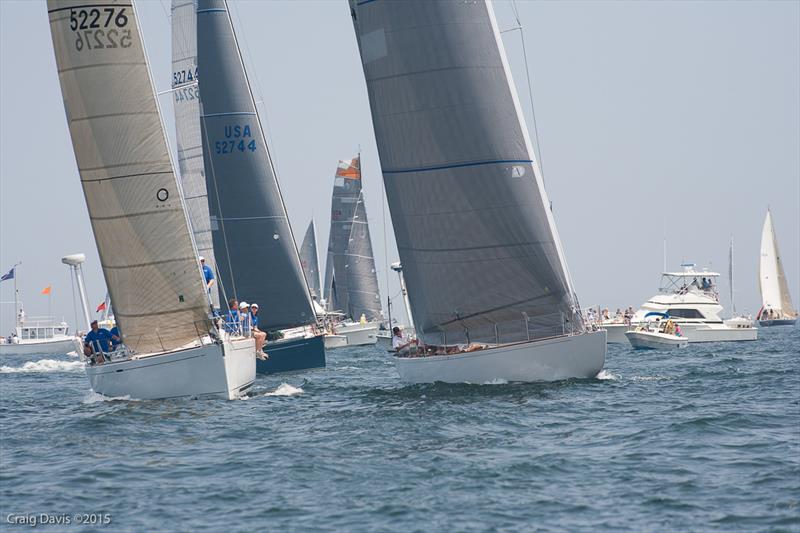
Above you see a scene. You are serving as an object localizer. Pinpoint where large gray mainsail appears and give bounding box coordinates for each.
[350,0,582,344]
[197,0,315,330]
[323,156,382,320]
[47,0,211,353]
[300,220,321,301]
[172,0,219,307]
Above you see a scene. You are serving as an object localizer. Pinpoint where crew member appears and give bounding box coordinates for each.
[84,320,113,363]
[200,256,215,293]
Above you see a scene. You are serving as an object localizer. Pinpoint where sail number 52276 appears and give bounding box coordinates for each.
[70,7,131,51]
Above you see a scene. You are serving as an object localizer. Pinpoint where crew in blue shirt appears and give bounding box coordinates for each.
[200,256,215,293]
[84,320,113,362]
[109,326,121,349]
[225,298,241,334]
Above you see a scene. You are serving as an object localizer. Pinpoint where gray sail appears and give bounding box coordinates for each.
[172,0,219,307]
[345,192,383,321]
[323,156,381,320]
[197,0,314,329]
[350,0,581,344]
[47,0,211,353]
[300,220,321,301]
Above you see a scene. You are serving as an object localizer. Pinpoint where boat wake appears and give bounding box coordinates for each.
[264,383,304,397]
[596,370,619,380]
[82,390,134,404]
[0,359,84,374]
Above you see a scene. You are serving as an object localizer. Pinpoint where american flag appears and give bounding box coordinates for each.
[0,267,14,282]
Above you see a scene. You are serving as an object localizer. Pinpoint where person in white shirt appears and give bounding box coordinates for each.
[392,326,409,351]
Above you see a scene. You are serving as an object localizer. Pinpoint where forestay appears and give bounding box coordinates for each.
[759,210,795,315]
[47,0,211,353]
[197,0,315,330]
[350,0,582,344]
[171,0,220,307]
[300,221,322,301]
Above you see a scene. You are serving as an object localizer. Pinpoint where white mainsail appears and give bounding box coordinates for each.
[48,0,211,353]
[172,0,220,307]
[759,209,796,317]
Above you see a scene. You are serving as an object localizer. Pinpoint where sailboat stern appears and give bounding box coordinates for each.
[394,330,607,384]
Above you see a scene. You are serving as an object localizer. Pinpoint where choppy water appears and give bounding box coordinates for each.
[1,327,798,531]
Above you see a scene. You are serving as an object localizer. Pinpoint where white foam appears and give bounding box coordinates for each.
[483,378,509,385]
[264,383,304,396]
[82,390,134,403]
[0,359,84,374]
[595,370,619,380]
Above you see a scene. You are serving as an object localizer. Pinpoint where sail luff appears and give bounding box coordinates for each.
[47,0,211,354]
[172,0,220,307]
[197,0,315,329]
[350,0,581,344]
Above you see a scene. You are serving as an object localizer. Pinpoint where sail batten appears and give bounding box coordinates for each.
[351,0,580,344]
[48,0,211,354]
[197,0,314,329]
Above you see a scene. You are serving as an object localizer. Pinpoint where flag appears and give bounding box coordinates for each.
[0,267,14,282]
[41,285,52,295]
[96,301,106,313]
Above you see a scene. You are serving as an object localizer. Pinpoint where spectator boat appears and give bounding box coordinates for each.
[756,209,797,327]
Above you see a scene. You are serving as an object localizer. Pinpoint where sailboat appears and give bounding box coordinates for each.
[299,221,322,304]
[350,0,606,383]
[47,0,255,400]
[196,0,325,373]
[322,156,382,346]
[757,209,797,326]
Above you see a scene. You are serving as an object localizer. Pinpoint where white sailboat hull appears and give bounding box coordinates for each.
[0,337,77,357]
[335,322,378,346]
[625,330,688,349]
[323,334,349,349]
[86,338,255,400]
[394,330,606,384]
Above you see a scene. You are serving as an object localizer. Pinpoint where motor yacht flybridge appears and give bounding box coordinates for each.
[604,265,757,344]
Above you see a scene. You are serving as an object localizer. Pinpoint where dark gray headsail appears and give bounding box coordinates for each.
[172,0,219,307]
[323,156,382,320]
[300,220,321,301]
[197,0,314,329]
[350,0,582,344]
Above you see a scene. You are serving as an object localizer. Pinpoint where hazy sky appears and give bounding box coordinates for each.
[1,0,798,334]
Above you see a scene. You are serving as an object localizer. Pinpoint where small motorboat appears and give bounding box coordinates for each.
[625,312,689,350]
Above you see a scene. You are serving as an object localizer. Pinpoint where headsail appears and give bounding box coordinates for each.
[47,0,211,353]
[760,210,796,316]
[172,0,219,307]
[197,0,315,330]
[323,156,382,320]
[350,0,582,344]
[300,220,322,301]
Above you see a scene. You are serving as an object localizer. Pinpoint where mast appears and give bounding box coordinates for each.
[728,235,735,314]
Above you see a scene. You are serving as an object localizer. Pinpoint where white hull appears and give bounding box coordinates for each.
[394,330,606,384]
[335,322,378,346]
[86,337,255,400]
[0,337,77,357]
[324,334,348,349]
[625,330,688,349]
[605,322,756,343]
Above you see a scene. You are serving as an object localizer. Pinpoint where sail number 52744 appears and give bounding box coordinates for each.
[70,7,131,51]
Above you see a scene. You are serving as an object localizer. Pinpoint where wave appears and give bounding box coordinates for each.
[482,378,509,385]
[596,370,618,380]
[0,359,84,374]
[264,383,304,397]
[82,390,134,403]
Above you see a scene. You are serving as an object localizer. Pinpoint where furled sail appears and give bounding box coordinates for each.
[323,156,382,320]
[350,0,582,344]
[759,210,795,317]
[47,0,211,353]
[197,0,315,329]
[300,220,322,301]
[172,0,219,307]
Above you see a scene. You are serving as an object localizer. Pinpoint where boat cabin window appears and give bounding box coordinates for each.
[667,308,705,319]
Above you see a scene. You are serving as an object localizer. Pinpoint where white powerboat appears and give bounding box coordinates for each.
[624,313,689,349]
[0,316,76,357]
[604,265,757,343]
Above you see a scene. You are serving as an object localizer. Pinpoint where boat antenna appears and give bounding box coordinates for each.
[729,234,736,314]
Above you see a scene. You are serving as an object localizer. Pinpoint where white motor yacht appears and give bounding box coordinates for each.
[0,314,76,357]
[604,265,757,343]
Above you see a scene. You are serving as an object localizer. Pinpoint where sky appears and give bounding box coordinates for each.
[1,0,798,334]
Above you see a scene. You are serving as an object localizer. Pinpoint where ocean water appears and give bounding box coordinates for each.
[1,327,798,531]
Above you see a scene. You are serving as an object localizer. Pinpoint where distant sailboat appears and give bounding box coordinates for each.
[196,0,325,372]
[323,156,382,346]
[350,0,605,383]
[47,0,254,399]
[757,209,797,326]
[299,220,322,304]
